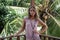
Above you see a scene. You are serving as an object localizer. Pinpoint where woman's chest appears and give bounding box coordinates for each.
[25,19,38,27]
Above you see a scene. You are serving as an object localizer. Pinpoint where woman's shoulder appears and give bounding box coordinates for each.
[24,16,28,18]
[24,16,29,21]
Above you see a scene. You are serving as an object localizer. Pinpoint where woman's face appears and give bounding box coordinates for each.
[29,8,36,17]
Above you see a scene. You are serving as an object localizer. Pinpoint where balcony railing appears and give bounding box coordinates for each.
[0,34,60,40]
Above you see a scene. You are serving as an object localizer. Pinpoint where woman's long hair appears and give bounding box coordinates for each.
[28,6,39,20]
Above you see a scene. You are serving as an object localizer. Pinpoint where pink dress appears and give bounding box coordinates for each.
[24,17,41,40]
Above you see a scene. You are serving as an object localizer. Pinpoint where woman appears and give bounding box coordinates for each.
[12,6,48,40]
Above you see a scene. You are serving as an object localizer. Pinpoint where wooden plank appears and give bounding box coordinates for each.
[0,35,60,40]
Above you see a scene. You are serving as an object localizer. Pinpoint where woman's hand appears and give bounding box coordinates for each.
[10,33,18,37]
[33,30,40,34]
[35,31,40,34]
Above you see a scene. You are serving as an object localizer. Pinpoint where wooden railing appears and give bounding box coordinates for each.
[0,34,60,40]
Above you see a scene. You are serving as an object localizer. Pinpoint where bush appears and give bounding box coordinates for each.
[0,4,10,33]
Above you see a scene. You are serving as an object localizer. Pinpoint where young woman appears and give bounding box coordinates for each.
[12,6,48,40]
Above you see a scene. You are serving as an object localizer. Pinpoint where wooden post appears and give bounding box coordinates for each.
[30,0,35,7]
[9,37,12,40]
[0,38,4,40]
[17,36,20,40]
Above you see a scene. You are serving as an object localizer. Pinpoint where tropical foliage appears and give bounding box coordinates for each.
[0,0,60,37]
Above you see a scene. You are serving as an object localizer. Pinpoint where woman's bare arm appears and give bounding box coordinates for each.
[14,19,26,35]
[37,18,48,34]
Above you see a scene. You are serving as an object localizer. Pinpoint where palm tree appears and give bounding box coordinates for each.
[37,0,60,37]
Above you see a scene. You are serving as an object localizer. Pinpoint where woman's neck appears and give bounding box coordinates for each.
[30,17,35,20]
